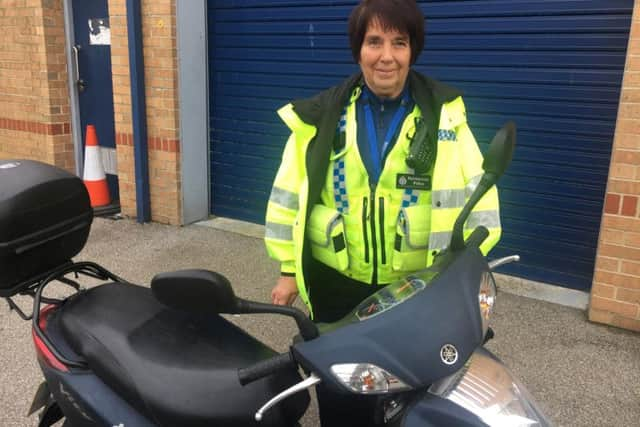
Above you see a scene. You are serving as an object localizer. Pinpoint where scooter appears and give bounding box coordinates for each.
[0,121,552,426]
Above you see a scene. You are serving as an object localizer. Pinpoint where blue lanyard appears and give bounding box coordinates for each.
[362,89,410,180]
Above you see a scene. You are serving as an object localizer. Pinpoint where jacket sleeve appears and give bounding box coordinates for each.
[450,97,502,255]
[265,132,302,275]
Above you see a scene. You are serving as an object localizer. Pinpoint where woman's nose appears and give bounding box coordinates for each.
[380,43,393,61]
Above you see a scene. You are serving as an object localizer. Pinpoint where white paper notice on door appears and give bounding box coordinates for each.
[89,18,110,45]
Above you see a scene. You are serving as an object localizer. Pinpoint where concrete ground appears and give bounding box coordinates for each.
[1,218,639,427]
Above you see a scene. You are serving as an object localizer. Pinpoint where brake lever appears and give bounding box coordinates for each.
[488,255,520,271]
[255,373,322,422]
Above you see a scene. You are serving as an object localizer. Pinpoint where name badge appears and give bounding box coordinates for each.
[396,174,431,190]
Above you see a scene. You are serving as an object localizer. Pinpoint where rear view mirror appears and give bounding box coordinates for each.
[151,269,320,340]
[482,121,516,177]
[151,269,239,315]
[449,122,516,251]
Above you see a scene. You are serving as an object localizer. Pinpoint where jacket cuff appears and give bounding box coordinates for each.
[280,261,296,275]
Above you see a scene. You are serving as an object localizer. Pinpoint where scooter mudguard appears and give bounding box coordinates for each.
[29,382,53,416]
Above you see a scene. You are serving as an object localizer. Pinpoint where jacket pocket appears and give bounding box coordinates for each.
[307,204,349,272]
[392,205,430,272]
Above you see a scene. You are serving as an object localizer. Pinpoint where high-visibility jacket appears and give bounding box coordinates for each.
[265,71,501,317]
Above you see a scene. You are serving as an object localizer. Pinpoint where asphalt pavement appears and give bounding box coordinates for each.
[1,218,638,426]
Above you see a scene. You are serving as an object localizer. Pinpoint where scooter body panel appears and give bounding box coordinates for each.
[293,246,488,392]
[39,362,155,427]
[37,283,309,427]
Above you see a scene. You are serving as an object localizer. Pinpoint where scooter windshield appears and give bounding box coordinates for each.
[354,274,432,321]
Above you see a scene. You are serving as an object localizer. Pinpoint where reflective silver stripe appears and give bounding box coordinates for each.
[433,189,465,209]
[265,222,293,241]
[428,231,452,251]
[400,208,428,250]
[465,210,500,230]
[269,187,299,211]
[465,174,482,197]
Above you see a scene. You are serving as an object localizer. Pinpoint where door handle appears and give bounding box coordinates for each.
[72,44,86,92]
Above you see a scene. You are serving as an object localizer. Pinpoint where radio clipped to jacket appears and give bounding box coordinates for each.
[405,116,436,174]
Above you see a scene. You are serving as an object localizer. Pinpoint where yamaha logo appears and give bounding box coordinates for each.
[440,344,458,365]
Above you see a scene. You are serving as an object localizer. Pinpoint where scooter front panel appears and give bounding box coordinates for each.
[293,246,487,393]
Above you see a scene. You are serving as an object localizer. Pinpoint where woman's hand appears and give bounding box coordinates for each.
[271,275,299,305]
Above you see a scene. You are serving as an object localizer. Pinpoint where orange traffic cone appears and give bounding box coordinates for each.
[83,125,111,207]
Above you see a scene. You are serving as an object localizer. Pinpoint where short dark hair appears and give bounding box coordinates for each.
[348,0,425,64]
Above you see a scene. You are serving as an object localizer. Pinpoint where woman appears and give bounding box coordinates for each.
[265,1,501,422]
[266,0,500,321]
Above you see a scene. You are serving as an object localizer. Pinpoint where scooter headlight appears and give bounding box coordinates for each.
[331,363,412,394]
[479,271,497,335]
[429,349,552,426]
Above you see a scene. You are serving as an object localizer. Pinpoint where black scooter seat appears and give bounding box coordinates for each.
[58,282,308,427]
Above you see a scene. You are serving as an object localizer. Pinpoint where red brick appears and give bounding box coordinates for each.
[599,243,640,261]
[592,283,616,299]
[618,102,640,118]
[595,256,620,272]
[588,307,613,324]
[593,270,640,290]
[622,195,638,217]
[609,180,640,195]
[620,88,640,102]
[609,315,640,331]
[590,296,638,318]
[600,229,625,244]
[617,288,640,305]
[616,132,640,149]
[621,260,640,276]
[624,72,640,87]
[613,150,640,165]
[625,232,640,248]
[604,193,621,214]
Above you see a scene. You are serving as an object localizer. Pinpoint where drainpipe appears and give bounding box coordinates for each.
[126,0,151,223]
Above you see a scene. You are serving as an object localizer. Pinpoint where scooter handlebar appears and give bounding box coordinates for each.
[238,352,296,386]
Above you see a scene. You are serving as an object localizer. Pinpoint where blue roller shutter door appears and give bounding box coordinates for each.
[207,0,633,291]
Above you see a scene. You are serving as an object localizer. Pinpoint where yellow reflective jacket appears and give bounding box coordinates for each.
[265,71,501,316]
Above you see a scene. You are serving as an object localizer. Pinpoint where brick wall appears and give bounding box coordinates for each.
[589,2,640,332]
[108,0,181,224]
[0,0,74,172]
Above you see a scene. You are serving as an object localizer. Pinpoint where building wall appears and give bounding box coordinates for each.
[0,0,74,172]
[589,1,640,332]
[108,0,181,224]
[1,0,640,332]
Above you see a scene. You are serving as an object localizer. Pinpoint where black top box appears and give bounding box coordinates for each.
[0,160,93,296]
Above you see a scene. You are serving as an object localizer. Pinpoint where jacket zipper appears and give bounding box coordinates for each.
[362,197,369,263]
[370,187,378,284]
[379,196,386,265]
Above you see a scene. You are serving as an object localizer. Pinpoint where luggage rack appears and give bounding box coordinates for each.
[4,261,131,369]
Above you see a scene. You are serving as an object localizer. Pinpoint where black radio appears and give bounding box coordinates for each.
[405,116,436,174]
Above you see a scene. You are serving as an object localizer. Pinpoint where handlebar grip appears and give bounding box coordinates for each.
[238,352,295,386]
[466,226,489,249]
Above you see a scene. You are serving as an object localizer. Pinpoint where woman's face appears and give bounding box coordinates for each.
[359,20,411,99]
